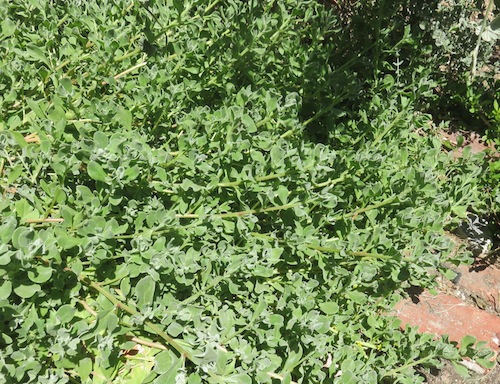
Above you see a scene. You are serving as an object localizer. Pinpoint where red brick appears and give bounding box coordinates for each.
[449,263,500,314]
[393,291,500,350]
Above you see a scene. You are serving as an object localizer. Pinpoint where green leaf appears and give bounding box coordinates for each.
[57,233,83,250]
[14,199,38,222]
[28,266,53,283]
[276,185,289,204]
[338,370,356,383]
[476,358,495,369]
[451,361,470,378]
[0,247,13,265]
[441,268,457,282]
[250,150,266,164]
[8,165,25,184]
[87,161,108,182]
[282,345,303,372]
[154,351,174,374]
[76,185,95,203]
[481,27,499,42]
[187,374,202,384]
[241,114,257,133]
[135,276,155,308]
[319,301,339,315]
[93,131,109,148]
[154,355,183,383]
[123,166,141,182]
[346,291,367,303]
[253,265,275,277]
[56,305,77,323]
[1,18,16,37]
[460,335,477,351]
[167,322,184,337]
[71,260,83,277]
[115,106,133,130]
[451,205,467,218]
[225,373,252,383]
[48,105,66,122]
[77,358,93,381]
[120,277,131,297]
[11,226,33,249]
[489,14,500,31]
[25,44,50,66]
[14,283,41,298]
[441,344,459,360]
[490,160,500,172]
[251,298,267,323]
[173,0,184,13]
[121,345,156,384]
[0,217,17,244]
[60,77,73,95]
[0,280,12,300]
[421,184,437,195]
[26,98,48,120]
[106,313,119,331]
[270,146,284,167]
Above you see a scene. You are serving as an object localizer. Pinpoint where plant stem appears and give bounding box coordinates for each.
[175,202,300,219]
[349,251,393,260]
[313,170,349,189]
[252,233,394,260]
[471,0,495,78]
[373,109,406,144]
[305,244,393,260]
[75,273,194,361]
[129,336,168,351]
[101,61,148,85]
[205,0,222,14]
[217,171,288,188]
[25,218,64,223]
[373,0,386,83]
[383,355,435,377]
[114,48,141,62]
[302,97,344,127]
[78,298,168,350]
[333,195,398,221]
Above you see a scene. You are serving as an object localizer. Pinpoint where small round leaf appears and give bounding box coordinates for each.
[28,266,53,283]
[14,283,41,298]
[0,280,12,300]
[87,160,107,182]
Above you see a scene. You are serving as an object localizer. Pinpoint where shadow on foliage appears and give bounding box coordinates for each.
[300,0,442,144]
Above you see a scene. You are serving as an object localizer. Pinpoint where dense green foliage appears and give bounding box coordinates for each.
[0,0,498,383]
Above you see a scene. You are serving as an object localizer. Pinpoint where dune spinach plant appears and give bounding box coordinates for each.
[0,0,496,383]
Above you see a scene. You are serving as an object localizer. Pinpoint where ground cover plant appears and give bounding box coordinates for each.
[0,0,498,383]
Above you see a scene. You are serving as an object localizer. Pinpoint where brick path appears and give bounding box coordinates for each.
[391,258,500,380]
